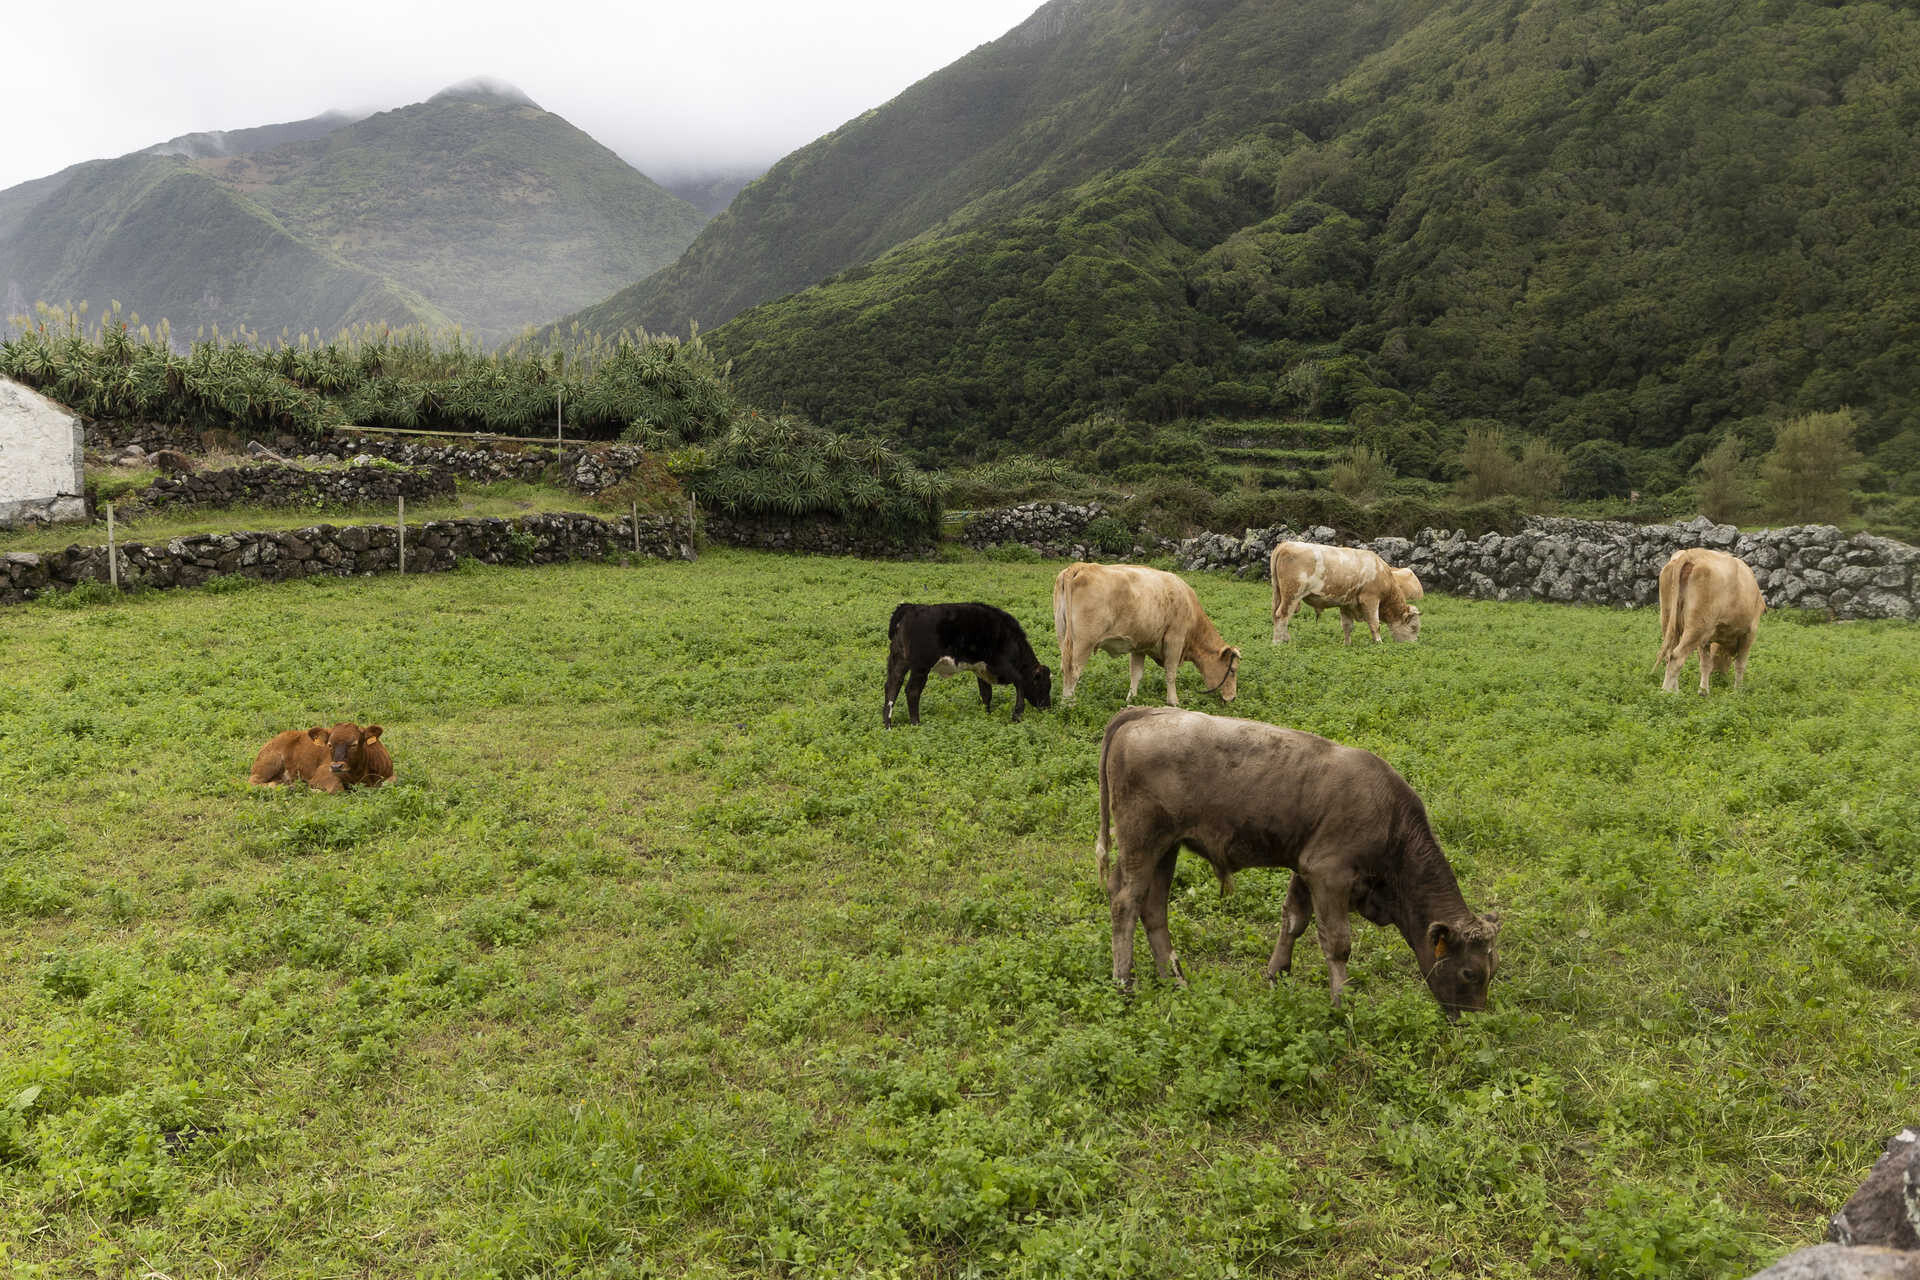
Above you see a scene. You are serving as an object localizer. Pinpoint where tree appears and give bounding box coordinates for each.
[1760,409,1865,523]
[1694,435,1751,524]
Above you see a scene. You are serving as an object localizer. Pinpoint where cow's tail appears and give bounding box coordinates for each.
[1655,559,1693,670]
[888,602,911,639]
[1095,705,1115,892]
[1052,568,1075,671]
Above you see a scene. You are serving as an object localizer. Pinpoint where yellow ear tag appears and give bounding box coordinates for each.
[1433,936,1449,959]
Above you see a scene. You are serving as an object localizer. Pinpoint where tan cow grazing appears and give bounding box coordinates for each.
[1392,566,1424,604]
[248,723,385,792]
[1656,548,1764,694]
[1052,562,1239,706]
[1096,707,1500,1017]
[1270,542,1421,644]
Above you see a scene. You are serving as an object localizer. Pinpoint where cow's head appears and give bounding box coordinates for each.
[323,722,370,778]
[1424,915,1499,1018]
[1389,606,1422,644]
[1026,664,1053,710]
[1212,647,1240,702]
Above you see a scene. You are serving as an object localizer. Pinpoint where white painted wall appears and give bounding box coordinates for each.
[0,377,85,526]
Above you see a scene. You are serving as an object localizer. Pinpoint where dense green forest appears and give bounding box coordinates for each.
[0,84,705,344]
[569,0,1920,495]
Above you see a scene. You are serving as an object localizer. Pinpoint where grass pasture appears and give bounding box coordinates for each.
[2,550,1917,1278]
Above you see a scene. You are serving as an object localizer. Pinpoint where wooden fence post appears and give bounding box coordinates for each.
[397,496,406,575]
[106,502,119,591]
[632,500,640,554]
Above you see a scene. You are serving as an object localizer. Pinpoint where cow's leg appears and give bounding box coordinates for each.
[977,676,994,714]
[904,669,930,725]
[1008,680,1026,723]
[883,653,910,728]
[1304,872,1354,1004]
[1142,850,1186,986]
[1161,638,1184,706]
[1265,873,1315,982]
[1661,639,1690,692]
[1060,638,1087,704]
[1271,591,1297,643]
[1340,608,1356,645]
[1126,652,1145,702]
[1697,640,1715,695]
[1362,600,1384,643]
[1108,862,1151,990]
[1731,631,1755,689]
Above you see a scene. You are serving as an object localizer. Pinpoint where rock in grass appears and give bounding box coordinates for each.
[1830,1128,1920,1250]
[1746,1244,1920,1279]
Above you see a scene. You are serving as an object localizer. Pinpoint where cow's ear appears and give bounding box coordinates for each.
[307,726,329,743]
[1427,921,1452,958]
[363,725,383,741]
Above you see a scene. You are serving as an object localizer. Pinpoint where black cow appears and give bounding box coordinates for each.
[884,602,1053,727]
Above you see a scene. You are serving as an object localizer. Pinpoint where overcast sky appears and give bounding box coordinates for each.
[5,0,1047,192]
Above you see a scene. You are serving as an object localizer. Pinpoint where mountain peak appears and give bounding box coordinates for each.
[428,78,539,109]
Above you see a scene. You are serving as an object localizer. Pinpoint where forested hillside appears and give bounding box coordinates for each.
[0,84,706,343]
[574,0,1920,486]
[0,155,452,337]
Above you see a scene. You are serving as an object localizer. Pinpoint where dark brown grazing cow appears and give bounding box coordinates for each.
[248,723,384,792]
[1096,706,1500,1017]
[884,602,1052,727]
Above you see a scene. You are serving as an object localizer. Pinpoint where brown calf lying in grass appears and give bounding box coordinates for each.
[249,723,387,792]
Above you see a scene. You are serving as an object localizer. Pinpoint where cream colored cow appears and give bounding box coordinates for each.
[1052,562,1239,706]
[1270,542,1421,644]
[1656,547,1764,694]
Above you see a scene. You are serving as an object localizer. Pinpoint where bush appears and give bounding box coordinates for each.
[1118,478,1220,536]
[1564,440,1635,499]
[1693,435,1752,524]
[1458,426,1516,501]
[1760,408,1866,523]
[1082,515,1136,556]
[1329,444,1395,501]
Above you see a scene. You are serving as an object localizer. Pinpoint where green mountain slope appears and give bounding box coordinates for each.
[0,84,707,344]
[566,0,1411,338]
[572,0,1920,481]
[218,83,708,341]
[0,153,450,338]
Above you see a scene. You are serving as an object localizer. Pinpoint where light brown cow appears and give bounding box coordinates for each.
[1656,548,1764,694]
[1096,706,1500,1016]
[1052,563,1239,706]
[248,722,384,792]
[1270,542,1421,644]
[1299,565,1422,630]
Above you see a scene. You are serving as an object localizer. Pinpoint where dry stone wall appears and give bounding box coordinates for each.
[1172,515,1919,621]
[702,512,936,558]
[0,512,694,604]
[321,434,651,495]
[139,460,455,509]
[960,501,1171,560]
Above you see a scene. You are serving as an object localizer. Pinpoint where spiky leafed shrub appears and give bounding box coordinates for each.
[0,308,739,444]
